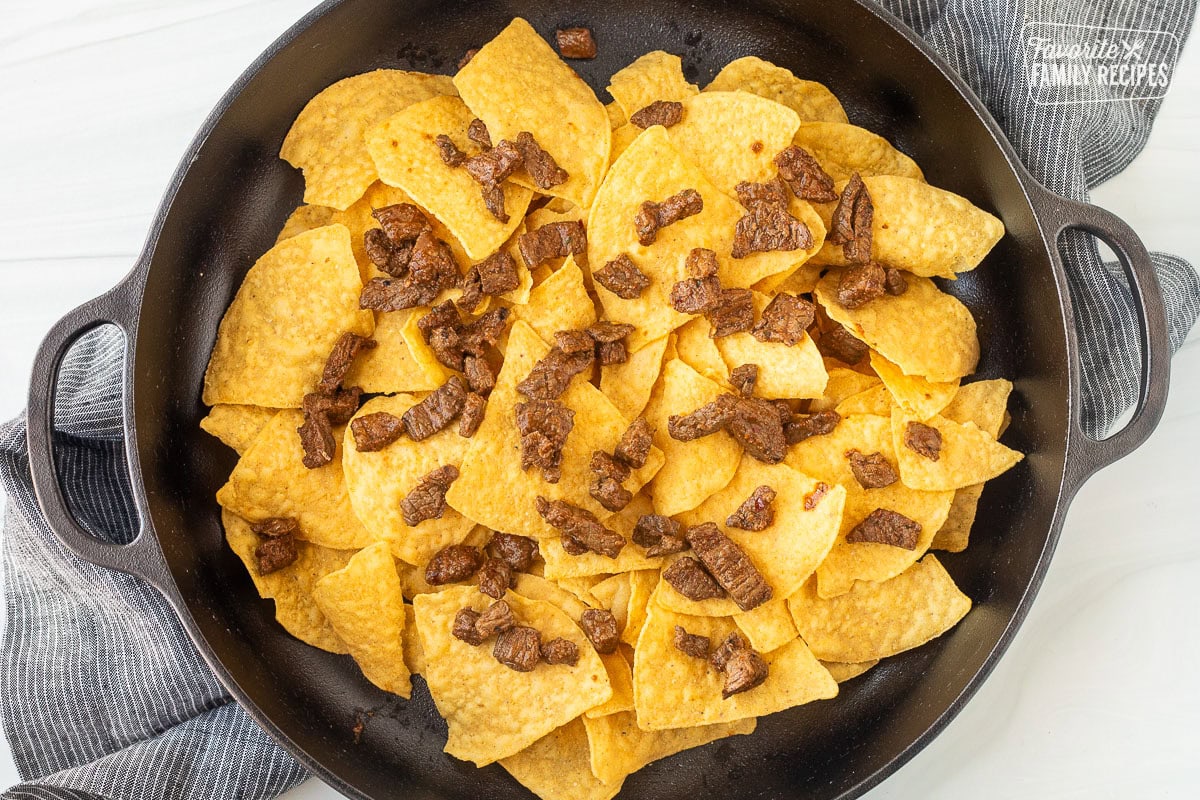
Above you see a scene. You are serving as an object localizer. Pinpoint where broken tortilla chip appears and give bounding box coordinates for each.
[200,404,279,455]
[791,122,924,183]
[704,56,847,123]
[606,51,699,119]
[891,407,1023,492]
[584,710,755,785]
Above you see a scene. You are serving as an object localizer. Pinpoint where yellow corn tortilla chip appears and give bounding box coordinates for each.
[891,408,1023,492]
[704,56,848,123]
[608,122,641,164]
[870,351,959,420]
[633,595,837,729]
[600,334,670,421]
[584,710,755,785]
[667,91,801,195]
[342,395,475,566]
[791,122,924,183]
[399,308,454,387]
[216,410,375,550]
[402,604,426,675]
[715,291,828,399]
[200,404,278,454]
[660,457,846,616]
[606,51,699,119]
[277,204,335,243]
[454,18,610,209]
[312,542,412,698]
[941,379,1013,437]
[554,575,606,607]
[223,509,353,654]
[587,648,636,719]
[644,359,742,517]
[621,570,660,647]
[589,574,632,627]
[512,257,598,344]
[674,316,730,386]
[500,718,624,800]
[344,310,443,393]
[366,94,532,260]
[834,384,893,416]
[788,555,971,662]
[281,69,457,211]
[931,482,986,553]
[414,585,611,765]
[540,495,666,579]
[813,176,1003,277]
[815,271,979,382]
[202,225,374,407]
[514,573,591,620]
[820,659,879,682]
[734,599,799,653]
[446,321,663,539]
[809,369,881,412]
[606,100,628,129]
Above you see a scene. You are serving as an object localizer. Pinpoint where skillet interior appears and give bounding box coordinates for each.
[129,0,1071,796]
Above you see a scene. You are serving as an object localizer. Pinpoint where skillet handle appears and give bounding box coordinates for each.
[1029,186,1171,492]
[25,276,171,590]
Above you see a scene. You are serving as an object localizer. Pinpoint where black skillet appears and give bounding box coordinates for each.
[24,0,1171,798]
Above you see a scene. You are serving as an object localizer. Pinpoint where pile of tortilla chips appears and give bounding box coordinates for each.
[201,18,1021,800]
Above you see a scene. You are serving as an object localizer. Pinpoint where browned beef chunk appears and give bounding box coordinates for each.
[458,392,487,438]
[513,132,570,189]
[836,262,886,309]
[254,535,297,575]
[686,522,772,611]
[535,497,625,558]
[846,508,922,549]
[403,376,468,441]
[580,609,620,654]
[591,450,631,482]
[540,637,579,666]
[364,227,413,277]
[629,100,683,129]
[477,250,520,295]
[252,517,299,538]
[751,293,815,346]
[709,631,749,671]
[669,247,723,314]
[374,203,429,244]
[589,477,632,513]
[401,465,460,526]
[424,543,483,585]
[488,532,540,572]
[554,330,595,355]
[409,230,461,288]
[359,276,439,311]
[828,172,873,263]
[904,421,942,461]
[467,118,491,149]
[884,267,908,295]
[418,300,463,336]
[668,394,738,442]
[730,364,759,398]
[594,254,651,299]
[516,347,593,400]
[774,145,837,202]
[635,189,703,246]
[663,556,726,600]
[646,535,688,558]
[494,626,542,672]
[706,289,755,337]
[298,388,360,469]
[785,410,842,445]
[556,26,597,59]
[350,411,406,452]
[318,332,376,394]
[480,182,509,223]
[615,418,653,468]
[586,321,636,343]
[726,397,787,464]
[818,326,869,365]
[465,139,523,186]
[478,557,514,599]
[460,307,510,356]
[731,202,813,259]
[803,481,832,511]
[435,134,466,167]
[427,326,465,372]
[722,648,769,697]
[597,341,627,366]
[559,535,589,556]
[846,449,899,489]
[673,626,711,659]
[475,599,516,637]
[464,356,495,394]
[458,48,479,69]
[516,400,575,482]
[726,485,777,531]
[452,608,484,645]
[632,514,684,550]
[735,176,790,209]
[518,220,587,268]
[458,267,485,312]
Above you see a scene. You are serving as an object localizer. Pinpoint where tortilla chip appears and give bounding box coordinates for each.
[277,204,335,243]
[584,710,755,784]
[820,659,879,682]
[606,100,628,129]
[399,308,455,387]
[941,379,1013,437]
[554,575,606,607]
[660,458,845,615]
[714,291,828,399]
[621,570,660,647]
[633,595,837,729]
[757,258,824,295]
[402,604,426,675]
[813,176,1003,277]
[200,405,278,454]
[704,56,847,123]
[674,316,730,386]
[216,410,376,550]
[365,94,532,260]
[415,585,611,765]
[281,70,457,210]
[791,122,924,182]
[815,271,979,382]
[512,257,598,344]
[342,309,443,393]
[586,648,637,718]
[541,495,666,579]
[834,384,893,416]
[608,122,642,164]
[342,395,475,566]
[870,351,959,420]
[891,408,1023,492]
[501,718,624,800]
[606,51,699,119]
[454,18,610,209]
[446,321,663,539]
[734,599,799,653]
[667,91,801,195]
[202,225,373,407]
[590,574,632,627]
[514,573,591,620]
[644,359,742,517]
[930,482,986,553]
[600,334,670,421]
[223,509,353,654]
[788,555,971,662]
[809,369,881,413]
[312,541,412,697]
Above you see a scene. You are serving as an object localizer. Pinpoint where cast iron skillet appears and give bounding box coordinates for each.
[24,0,1170,798]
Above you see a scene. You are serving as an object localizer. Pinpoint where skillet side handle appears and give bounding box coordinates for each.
[26,283,171,589]
[1031,187,1171,492]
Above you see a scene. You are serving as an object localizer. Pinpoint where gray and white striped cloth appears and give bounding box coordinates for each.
[2,1,1198,798]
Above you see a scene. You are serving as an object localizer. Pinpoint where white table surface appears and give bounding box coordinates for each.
[1,2,1197,798]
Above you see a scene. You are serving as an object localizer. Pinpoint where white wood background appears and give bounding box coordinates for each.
[1,2,1197,798]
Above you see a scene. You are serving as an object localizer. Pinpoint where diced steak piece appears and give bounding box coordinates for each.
[488,532,540,572]
[580,609,620,654]
[722,648,769,697]
[785,410,842,445]
[478,557,514,599]
[632,514,684,548]
[630,100,683,129]
[555,329,596,354]
[465,139,523,186]
[403,376,468,441]
[252,517,299,538]
[373,203,429,244]
[467,118,491,150]
[493,626,542,672]
[846,508,922,549]
[731,202,812,259]
[635,188,703,246]
[904,421,942,461]
[846,449,899,489]
[828,172,873,263]
[726,397,788,464]
[735,176,790,209]
[535,497,625,558]
[818,326,869,365]
[477,250,520,295]
[614,418,653,468]
[594,254,651,299]
[318,332,377,394]
[518,220,587,268]
[458,392,487,438]
[586,321,636,343]
[254,536,297,575]
[884,267,908,296]
[709,631,749,671]
[751,293,815,346]
[685,523,772,611]
[673,626,711,659]
[725,485,777,531]
[435,134,467,167]
[597,341,627,366]
[706,289,755,337]
[540,637,580,666]
[515,399,576,482]
[400,465,460,526]
[424,543,483,585]
[835,263,886,309]
[364,227,413,277]
[513,132,569,189]
[667,394,738,442]
[464,355,496,394]
[475,599,516,637]
[452,608,484,645]
[774,145,837,202]
[730,363,759,398]
[662,556,726,601]
[516,347,593,400]
[556,27,597,59]
[350,411,406,452]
